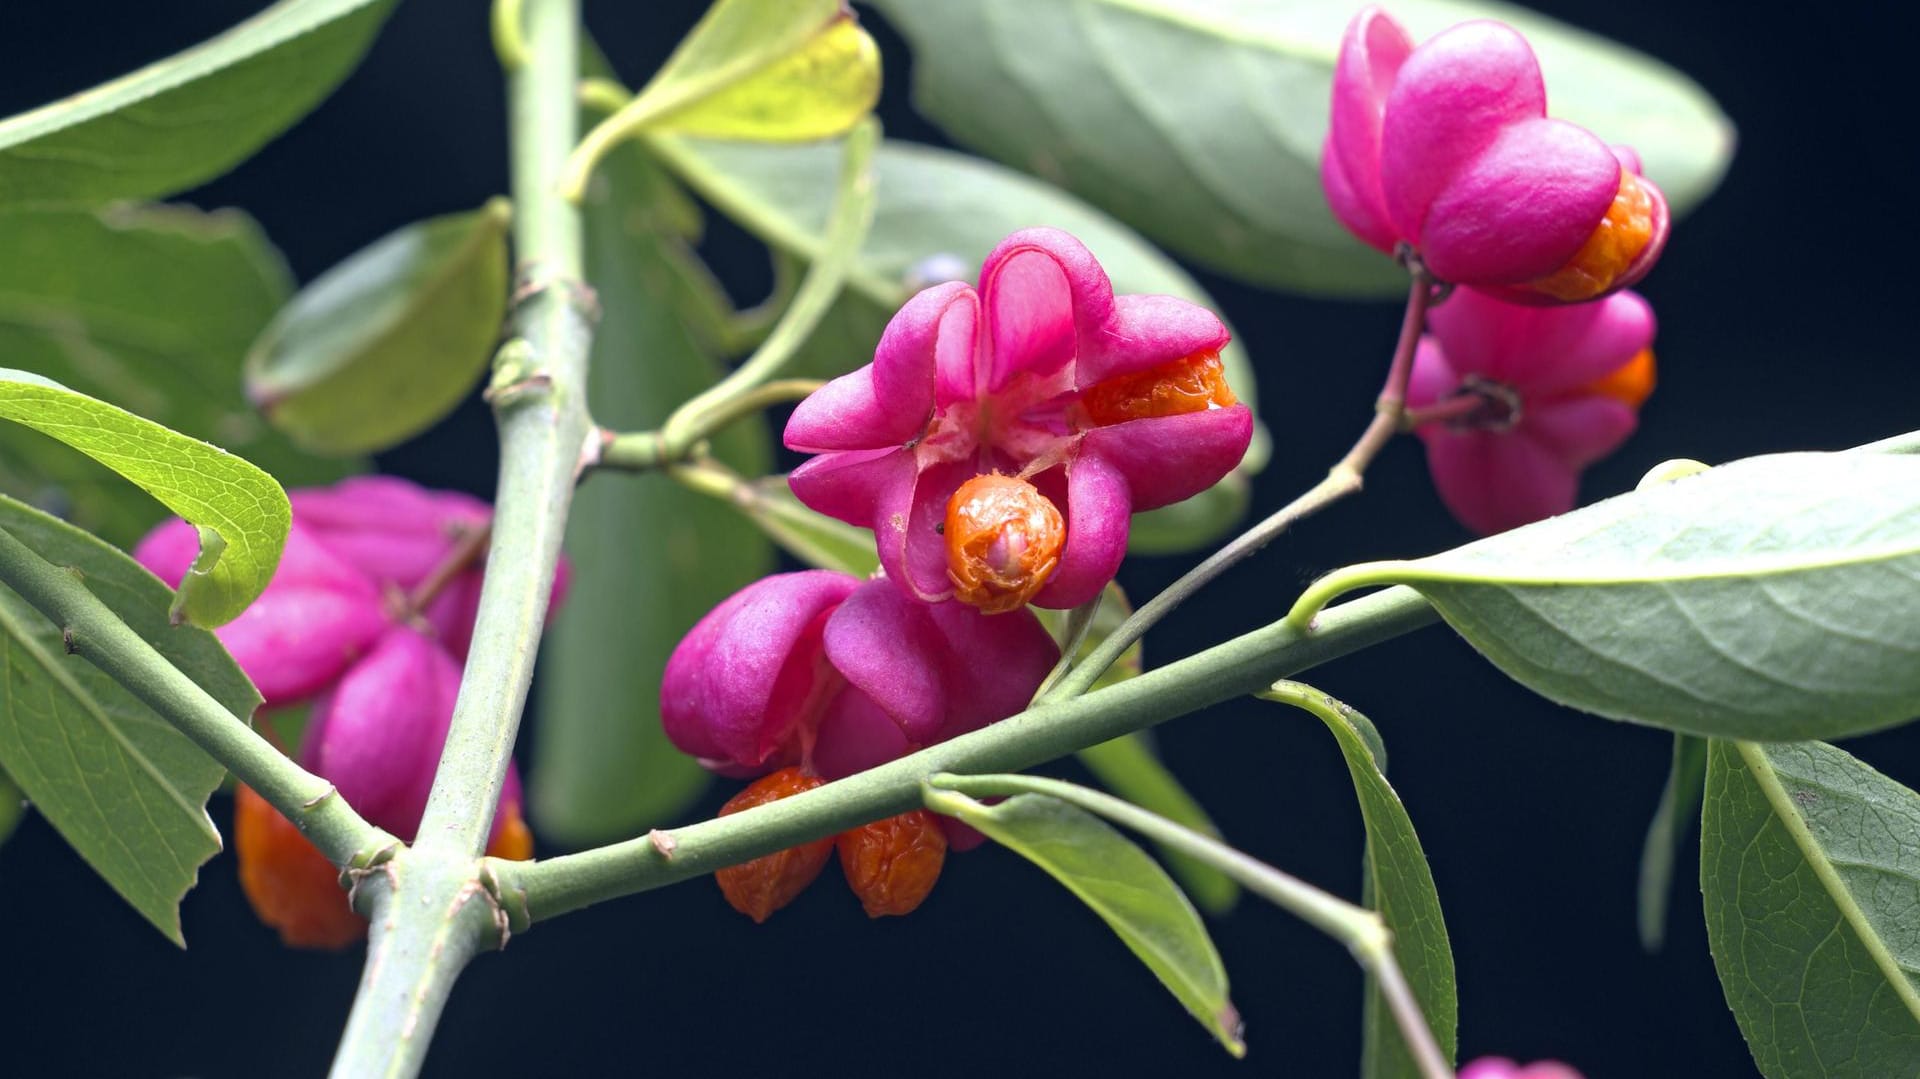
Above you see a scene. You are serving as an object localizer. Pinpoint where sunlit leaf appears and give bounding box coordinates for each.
[0,203,354,545]
[0,495,256,943]
[0,0,397,206]
[1290,451,1920,741]
[868,0,1733,296]
[925,786,1243,1056]
[1702,739,1920,1076]
[245,200,511,455]
[0,370,289,627]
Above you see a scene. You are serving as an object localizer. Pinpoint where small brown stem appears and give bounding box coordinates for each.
[397,523,494,621]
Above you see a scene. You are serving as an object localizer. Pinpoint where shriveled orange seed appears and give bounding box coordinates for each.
[714,767,837,923]
[945,473,1066,614]
[1077,349,1237,427]
[1583,347,1657,410]
[838,809,948,918]
[1528,170,1656,302]
[233,784,366,950]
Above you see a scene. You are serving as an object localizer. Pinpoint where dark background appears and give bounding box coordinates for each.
[1,1,1914,1076]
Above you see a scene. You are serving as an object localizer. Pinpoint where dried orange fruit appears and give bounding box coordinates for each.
[837,809,948,918]
[714,768,836,923]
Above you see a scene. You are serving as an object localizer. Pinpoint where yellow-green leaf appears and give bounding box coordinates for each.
[0,370,289,627]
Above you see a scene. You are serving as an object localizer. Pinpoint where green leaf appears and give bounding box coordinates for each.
[1077,733,1239,915]
[867,0,1733,297]
[1702,739,1920,1076]
[0,370,289,627]
[925,786,1243,1056]
[0,495,257,943]
[0,0,397,206]
[1638,733,1707,952]
[245,200,512,455]
[1290,452,1920,742]
[652,133,1263,551]
[531,144,773,847]
[0,204,355,546]
[1265,683,1456,1078]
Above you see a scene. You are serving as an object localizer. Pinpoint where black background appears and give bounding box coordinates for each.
[1,2,1915,1076]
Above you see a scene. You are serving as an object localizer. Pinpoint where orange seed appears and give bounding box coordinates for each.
[1077,349,1237,427]
[944,473,1066,614]
[1528,170,1656,302]
[1582,347,1656,410]
[233,784,366,950]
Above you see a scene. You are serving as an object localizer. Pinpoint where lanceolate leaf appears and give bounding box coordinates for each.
[925,786,1244,1056]
[246,200,512,455]
[531,144,772,847]
[0,767,22,850]
[1638,733,1707,952]
[1702,739,1920,1076]
[1265,684,1456,1078]
[0,204,354,546]
[867,0,1733,296]
[1290,452,1920,742]
[0,0,397,206]
[1078,734,1239,915]
[652,133,1263,552]
[0,495,256,944]
[0,370,289,628]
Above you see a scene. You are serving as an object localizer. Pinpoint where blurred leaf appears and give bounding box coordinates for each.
[0,767,22,850]
[1267,683,1456,1078]
[1292,452,1920,742]
[1702,739,1920,1076]
[925,786,1243,1056]
[246,200,511,455]
[0,370,289,627]
[737,474,880,576]
[654,133,1262,552]
[0,0,397,206]
[867,0,1732,297]
[1638,732,1707,952]
[532,145,773,847]
[0,204,353,546]
[0,495,257,944]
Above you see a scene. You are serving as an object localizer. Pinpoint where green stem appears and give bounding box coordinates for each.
[0,523,384,864]
[487,585,1438,927]
[594,379,823,474]
[1047,267,1436,702]
[331,0,590,1074]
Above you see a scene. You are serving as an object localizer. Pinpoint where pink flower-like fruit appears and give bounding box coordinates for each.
[785,228,1253,613]
[1458,1057,1586,1079]
[661,570,1059,784]
[1322,7,1670,303]
[1408,286,1656,534]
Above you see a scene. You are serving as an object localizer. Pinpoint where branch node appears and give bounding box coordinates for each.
[61,628,78,655]
[647,829,679,858]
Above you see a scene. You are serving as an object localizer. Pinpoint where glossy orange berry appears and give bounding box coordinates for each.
[233,784,365,950]
[714,767,837,923]
[1583,347,1656,410]
[1076,349,1238,427]
[837,809,948,918]
[1528,170,1657,302]
[944,473,1066,614]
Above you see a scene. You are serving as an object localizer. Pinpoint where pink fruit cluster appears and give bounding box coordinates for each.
[136,477,565,945]
[1323,7,1669,534]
